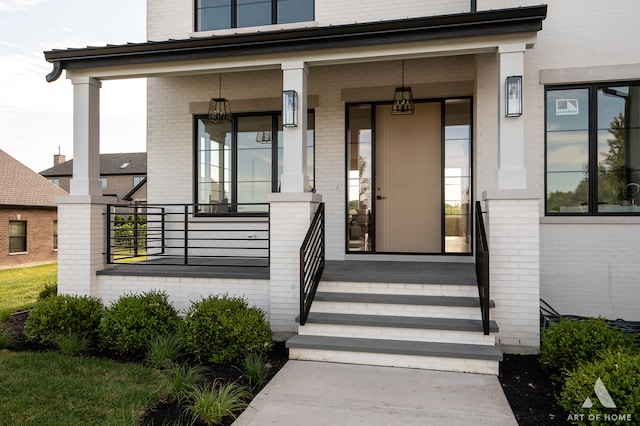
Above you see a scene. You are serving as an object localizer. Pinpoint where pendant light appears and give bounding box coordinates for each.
[392,60,414,115]
[208,74,231,123]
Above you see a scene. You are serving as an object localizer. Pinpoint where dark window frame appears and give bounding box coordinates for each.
[545,81,640,216]
[193,110,315,215]
[9,220,27,254]
[195,0,314,32]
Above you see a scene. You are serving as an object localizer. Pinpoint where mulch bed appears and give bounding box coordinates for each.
[4,311,570,425]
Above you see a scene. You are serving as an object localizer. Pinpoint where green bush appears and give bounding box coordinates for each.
[540,317,637,376]
[182,295,272,364]
[37,283,58,300]
[99,290,181,354]
[559,350,640,425]
[0,330,11,349]
[24,295,104,345]
[146,333,184,369]
[185,380,250,425]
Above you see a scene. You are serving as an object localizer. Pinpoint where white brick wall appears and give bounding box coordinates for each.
[96,275,270,316]
[485,198,540,352]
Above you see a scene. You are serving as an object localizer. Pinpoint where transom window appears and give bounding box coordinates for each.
[546,82,640,215]
[195,0,314,31]
[9,220,27,253]
[195,112,314,214]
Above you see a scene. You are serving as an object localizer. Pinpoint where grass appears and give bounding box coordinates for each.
[0,350,166,425]
[0,263,57,316]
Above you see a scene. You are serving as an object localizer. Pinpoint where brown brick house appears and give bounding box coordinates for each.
[40,152,146,204]
[0,149,68,269]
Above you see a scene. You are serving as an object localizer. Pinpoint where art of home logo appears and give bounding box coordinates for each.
[567,377,633,423]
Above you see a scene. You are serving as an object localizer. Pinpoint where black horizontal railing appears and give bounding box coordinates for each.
[475,200,490,335]
[105,203,269,267]
[300,203,325,326]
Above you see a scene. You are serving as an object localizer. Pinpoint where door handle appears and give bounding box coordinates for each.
[376,195,386,200]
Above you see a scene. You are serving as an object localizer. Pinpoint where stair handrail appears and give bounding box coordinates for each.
[299,203,325,326]
[475,200,490,335]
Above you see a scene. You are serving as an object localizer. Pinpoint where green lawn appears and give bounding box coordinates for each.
[0,263,57,317]
[0,351,165,425]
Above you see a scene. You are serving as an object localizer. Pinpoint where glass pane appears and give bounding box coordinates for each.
[546,89,590,213]
[278,0,314,23]
[197,118,232,212]
[237,0,272,27]
[444,99,471,253]
[597,85,640,213]
[9,221,26,253]
[237,116,272,205]
[347,105,373,252]
[196,0,231,31]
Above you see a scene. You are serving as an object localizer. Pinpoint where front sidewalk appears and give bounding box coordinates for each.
[235,360,517,425]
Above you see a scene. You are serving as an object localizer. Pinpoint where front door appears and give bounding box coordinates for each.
[346,99,471,254]
[375,103,442,252]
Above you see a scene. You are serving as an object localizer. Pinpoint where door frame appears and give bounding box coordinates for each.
[344,96,474,255]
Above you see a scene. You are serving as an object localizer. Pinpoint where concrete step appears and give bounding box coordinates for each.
[318,280,478,298]
[312,291,494,319]
[287,335,502,375]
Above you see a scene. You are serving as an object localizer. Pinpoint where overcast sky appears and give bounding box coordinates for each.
[0,0,147,173]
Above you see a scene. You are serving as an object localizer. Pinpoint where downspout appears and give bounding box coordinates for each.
[46,61,62,82]
[471,0,477,13]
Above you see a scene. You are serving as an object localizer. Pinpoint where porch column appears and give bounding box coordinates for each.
[70,76,103,196]
[57,75,113,297]
[280,61,309,193]
[497,44,526,190]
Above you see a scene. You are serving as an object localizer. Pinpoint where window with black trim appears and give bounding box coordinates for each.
[546,82,640,214]
[195,112,314,214]
[9,220,27,253]
[53,220,58,250]
[195,0,314,31]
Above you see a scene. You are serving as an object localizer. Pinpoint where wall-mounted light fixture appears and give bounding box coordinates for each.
[282,90,298,127]
[208,74,231,123]
[505,75,523,117]
[392,60,414,115]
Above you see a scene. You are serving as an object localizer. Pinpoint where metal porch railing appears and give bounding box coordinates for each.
[106,203,269,267]
[299,203,325,325]
[474,200,490,335]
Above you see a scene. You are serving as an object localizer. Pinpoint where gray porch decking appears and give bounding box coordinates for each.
[97,259,477,285]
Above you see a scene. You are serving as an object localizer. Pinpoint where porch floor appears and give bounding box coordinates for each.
[98,259,476,284]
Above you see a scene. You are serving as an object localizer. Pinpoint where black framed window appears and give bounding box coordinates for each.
[53,220,58,250]
[195,112,314,214]
[546,82,640,215]
[196,0,314,31]
[9,220,27,253]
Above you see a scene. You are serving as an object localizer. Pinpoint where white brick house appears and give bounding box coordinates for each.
[44,0,640,373]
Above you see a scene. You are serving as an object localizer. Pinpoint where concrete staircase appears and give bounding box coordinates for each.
[287,272,501,375]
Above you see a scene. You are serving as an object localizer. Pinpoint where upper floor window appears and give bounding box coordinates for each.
[546,82,640,215]
[195,0,314,31]
[48,178,60,186]
[133,176,145,187]
[9,220,27,253]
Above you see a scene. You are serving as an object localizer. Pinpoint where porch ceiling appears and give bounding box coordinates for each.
[44,5,547,82]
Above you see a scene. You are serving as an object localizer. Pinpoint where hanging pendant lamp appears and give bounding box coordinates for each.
[392,60,414,115]
[208,74,231,123]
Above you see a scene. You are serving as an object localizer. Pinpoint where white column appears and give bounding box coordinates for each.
[497,44,526,190]
[280,61,309,193]
[70,76,102,196]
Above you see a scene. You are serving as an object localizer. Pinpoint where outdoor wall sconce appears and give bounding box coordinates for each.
[392,60,414,115]
[505,75,523,117]
[282,90,298,127]
[208,74,231,123]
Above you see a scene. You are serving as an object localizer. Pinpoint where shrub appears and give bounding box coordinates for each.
[559,350,640,424]
[540,317,637,376]
[0,330,11,349]
[24,295,104,345]
[185,380,250,425]
[182,295,272,364]
[99,290,180,354]
[38,283,58,300]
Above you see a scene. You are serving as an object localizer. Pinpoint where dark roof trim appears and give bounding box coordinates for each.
[44,5,547,81]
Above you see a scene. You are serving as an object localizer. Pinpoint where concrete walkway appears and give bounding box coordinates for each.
[234,361,517,426]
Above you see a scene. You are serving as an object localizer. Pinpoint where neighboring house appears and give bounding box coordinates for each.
[40,152,147,204]
[42,0,640,374]
[0,149,68,269]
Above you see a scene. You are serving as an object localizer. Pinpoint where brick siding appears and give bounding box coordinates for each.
[0,207,58,268]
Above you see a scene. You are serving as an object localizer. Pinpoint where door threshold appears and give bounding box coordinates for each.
[344,253,473,263]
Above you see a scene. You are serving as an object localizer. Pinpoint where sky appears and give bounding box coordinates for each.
[0,0,147,173]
